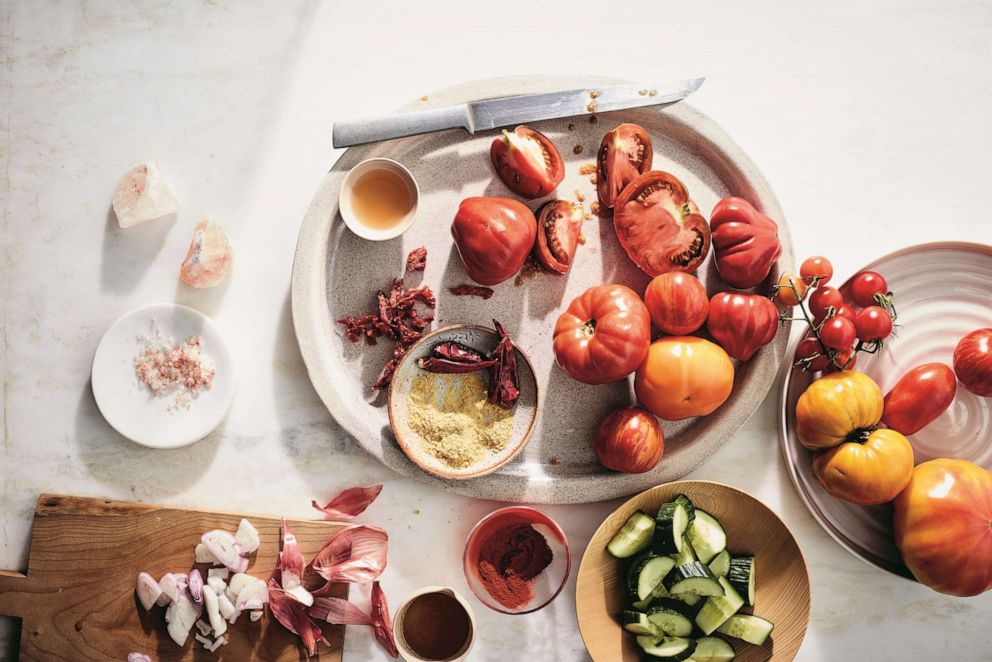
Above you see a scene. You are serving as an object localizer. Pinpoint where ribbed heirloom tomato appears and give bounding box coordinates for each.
[705,292,779,361]
[490,126,565,199]
[553,284,651,385]
[709,197,782,289]
[953,328,992,397]
[634,337,734,421]
[451,197,536,286]
[894,459,992,597]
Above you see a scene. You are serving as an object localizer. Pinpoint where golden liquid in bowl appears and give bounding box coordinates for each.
[350,169,413,230]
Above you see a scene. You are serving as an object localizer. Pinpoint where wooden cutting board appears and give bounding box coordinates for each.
[0,494,349,661]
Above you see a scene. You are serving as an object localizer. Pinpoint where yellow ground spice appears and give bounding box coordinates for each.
[407,372,513,468]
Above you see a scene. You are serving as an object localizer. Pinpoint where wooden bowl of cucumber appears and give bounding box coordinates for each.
[575,481,810,662]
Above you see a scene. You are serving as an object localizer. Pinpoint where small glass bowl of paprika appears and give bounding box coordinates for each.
[462,506,571,614]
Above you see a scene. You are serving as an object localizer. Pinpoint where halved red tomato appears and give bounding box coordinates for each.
[613,171,711,276]
[534,200,583,273]
[490,126,565,199]
[596,123,653,212]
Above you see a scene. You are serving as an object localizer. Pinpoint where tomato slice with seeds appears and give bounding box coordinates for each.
[596,123,653,212]
[613,171,711,276]
[490,126,565,199]
[534,200,584,274]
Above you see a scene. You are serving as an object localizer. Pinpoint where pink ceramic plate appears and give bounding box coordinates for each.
[779,242,992,578]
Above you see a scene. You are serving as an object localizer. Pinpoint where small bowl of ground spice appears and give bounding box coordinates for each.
[463,506,571,615]
[387,323,539,480]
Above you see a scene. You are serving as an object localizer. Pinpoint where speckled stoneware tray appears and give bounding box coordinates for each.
[780,242,992,578]
[293,75,794,504]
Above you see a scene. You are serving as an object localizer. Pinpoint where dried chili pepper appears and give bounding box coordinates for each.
[488,319,520,409]
[417,341,497,373]
[449,284,495,299]
[405,246,427,273]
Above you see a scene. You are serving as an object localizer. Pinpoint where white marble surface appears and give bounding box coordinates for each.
[1,1,990,660]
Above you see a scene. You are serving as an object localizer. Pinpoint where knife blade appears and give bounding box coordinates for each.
[331,77,704,148]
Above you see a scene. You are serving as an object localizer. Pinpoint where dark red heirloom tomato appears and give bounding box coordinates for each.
[882,363,957,436]
[954,328,992,397]
[706,292,779,361]
[709,197,782,289]
[490,126,565,199]
[553,284,651,385]
[534,200,583,274]
[613,171,711,277]
[596,123,653,212]
[451,197,536,286]
[643,272,709,335]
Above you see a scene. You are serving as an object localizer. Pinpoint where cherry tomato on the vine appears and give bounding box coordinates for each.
[796,336,830,372]
[834,304,858,322]
[800,256,833,285]
[855,306,893,341]
[775,273,808,306]
[850,271,888,307]
[809,286,845,323]
[820,317,857,351]
[826,346,858,372]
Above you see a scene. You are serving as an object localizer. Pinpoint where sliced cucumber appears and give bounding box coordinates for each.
[708,549,731,578]
[663,562,724,597]
[669,591,702,609]
[686,510,727,565]
[607,511,656,558]
[626,550,655,600]
[727,556,755,606]
[635,556,676,602]
[671,537,697,567]
[717,614,774,646]
[673,494,696,525]
[653,499,691,555]
[622,610,661,636]
[695,576,744,635]
[646,598,694,637]
[637,635,696,661]
[690,636,737,661]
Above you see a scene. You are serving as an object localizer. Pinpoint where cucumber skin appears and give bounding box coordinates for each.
[653,502,688,555]
[727,556,755,606]
[607,511,656,559]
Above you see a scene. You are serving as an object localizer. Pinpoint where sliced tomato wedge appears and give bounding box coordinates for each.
[613,171,711,276]
[490,126,565,199]
[534,200,583,273]
[596,123,653,212]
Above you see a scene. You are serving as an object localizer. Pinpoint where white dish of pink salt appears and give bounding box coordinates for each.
[91,303,235,449]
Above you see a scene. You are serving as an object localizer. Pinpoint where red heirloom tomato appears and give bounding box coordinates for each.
[953,328,992,397]
[596,123,653,212]
[451,197,536,286]
[613,171,711,277]
[594,406,664,473]
[534,200,583,274]
[635,337,734,420]
[643,272,709,335]
[709,197,783,289]
[706,292,779,361]
[490,126,565,199]
[882,363,957,435]
[894,459,992,597]
[553,284,651,385]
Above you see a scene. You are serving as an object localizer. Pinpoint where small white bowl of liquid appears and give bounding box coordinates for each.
[339,157,419,240]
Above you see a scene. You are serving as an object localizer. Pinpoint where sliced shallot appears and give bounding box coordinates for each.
[311,485,383,520]
[187,569,204,604]
[268,580,327,657]
[309,525,388,585]
[227,572,259,601]
[165,593,201,647]
[195,543,219,564]
[203,585,228,637]
[235,518,261,554]
[235,579,269,611]
[158,572,188,605]
[250,609,263,622]
[202,530,248,573]
[218,592,238,620]
[135,572,162,611]
[310,597,372,626]
[127,653,153,662]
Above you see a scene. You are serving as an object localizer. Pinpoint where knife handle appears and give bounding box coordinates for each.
[332,105,470,148]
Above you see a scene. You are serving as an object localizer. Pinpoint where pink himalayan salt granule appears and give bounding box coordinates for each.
[134,335,215,408]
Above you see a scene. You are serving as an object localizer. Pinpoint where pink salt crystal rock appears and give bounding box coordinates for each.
[112,162,180,228]
[180,219,233,288]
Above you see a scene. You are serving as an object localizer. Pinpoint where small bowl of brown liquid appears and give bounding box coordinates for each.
[393,586,475,662]
[339,157,419,240]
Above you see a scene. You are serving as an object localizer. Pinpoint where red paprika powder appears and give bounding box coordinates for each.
[477,523,553,609]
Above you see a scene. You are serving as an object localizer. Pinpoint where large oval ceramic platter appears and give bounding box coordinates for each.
[780,242,992,578]
[293,75,794,503]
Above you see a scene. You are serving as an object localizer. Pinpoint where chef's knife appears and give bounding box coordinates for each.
[331,77,705,148]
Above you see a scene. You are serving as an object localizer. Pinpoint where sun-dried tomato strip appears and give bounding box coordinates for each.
[405,246,427,272]
[449,284,495,299]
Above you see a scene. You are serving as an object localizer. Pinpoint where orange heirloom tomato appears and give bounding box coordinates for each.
[634,337,734,421]
[553,284,651,385]
[894,459,992,597]
[811,428,914,505]
[797,371,913,505]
